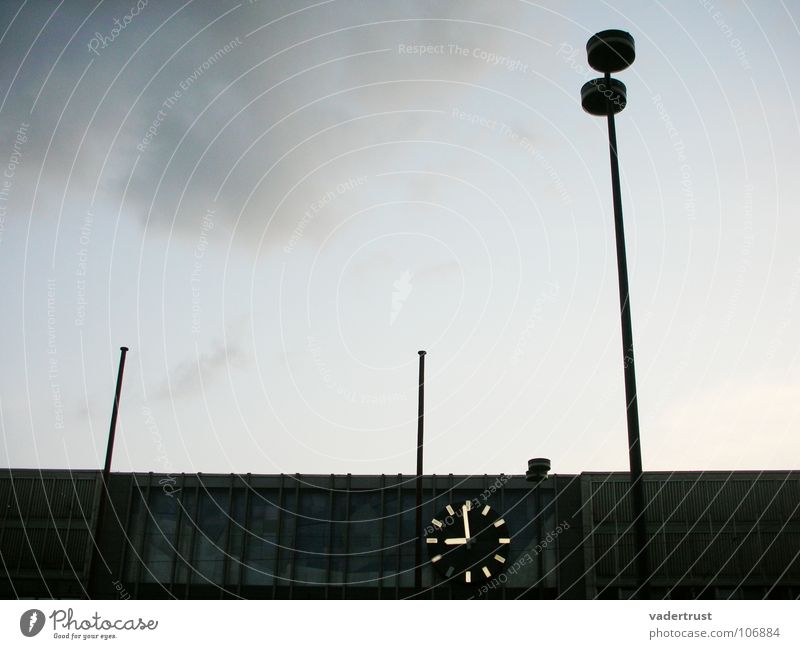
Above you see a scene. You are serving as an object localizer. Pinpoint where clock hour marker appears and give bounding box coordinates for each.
[498,538,510,544]
[446,505,455,516]
[445,566,454,578]
[426,538,438,544]
[431,554,442,563]
[464,500,472,511]
[465,570,471,583]
[494,554,506,564]
[493,518,506,528]
[482,566,491,578]
[482,505,491,516]
[432,518,443,528]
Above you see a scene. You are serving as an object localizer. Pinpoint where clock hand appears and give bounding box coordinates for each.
[462,505,471,539]
[444,538,467,545]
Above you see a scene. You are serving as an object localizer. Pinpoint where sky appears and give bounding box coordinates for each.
[0,0,798,477]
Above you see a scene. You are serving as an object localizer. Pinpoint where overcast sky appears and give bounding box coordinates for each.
[1,0,798,477]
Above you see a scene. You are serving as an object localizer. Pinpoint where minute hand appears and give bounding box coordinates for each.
[462,505,471,539]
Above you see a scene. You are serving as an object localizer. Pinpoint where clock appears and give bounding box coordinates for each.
[426,500,511,584]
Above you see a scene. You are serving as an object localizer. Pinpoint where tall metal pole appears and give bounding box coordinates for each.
[103,346,129,479]
[604,76,649,596]
[88,346,129,597]
[414,350,426,591]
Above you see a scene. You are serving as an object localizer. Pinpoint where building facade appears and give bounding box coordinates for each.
[1,469,798,599]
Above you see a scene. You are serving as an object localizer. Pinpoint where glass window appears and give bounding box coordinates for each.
[398,492,417,587]
[295,491,329,551]
[192,488,228,584]
[380,490,401,587]
[349,508,380,550]
[348,491,382,586]
[276,488,296,583]
[329,492,348,583]
[141,490,180,584]
[348,552,381,585]
[172,489,196,584]
[224,489,247,585]
[243,489,279,586]
[294,491,330,583]
[124,489,146,583]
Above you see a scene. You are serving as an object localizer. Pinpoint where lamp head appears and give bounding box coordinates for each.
[587,29,635,73]
[581,77,627,116]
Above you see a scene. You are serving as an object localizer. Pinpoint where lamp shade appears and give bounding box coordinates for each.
[581,77,627,116]
[587,29,635,73]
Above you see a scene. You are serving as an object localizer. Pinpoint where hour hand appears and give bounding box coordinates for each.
[444,538,467,545]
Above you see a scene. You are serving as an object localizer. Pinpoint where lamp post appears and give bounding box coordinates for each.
[580,30,649,597]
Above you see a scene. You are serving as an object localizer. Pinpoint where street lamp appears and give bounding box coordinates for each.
[580,29,649,597]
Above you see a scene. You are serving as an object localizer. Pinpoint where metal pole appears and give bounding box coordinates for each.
[103,346,129,479]
[89,346,129,597]
[604,75,649,596]
[414,350,426,591]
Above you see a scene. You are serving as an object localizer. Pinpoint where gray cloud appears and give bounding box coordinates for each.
[156,336,246,401]
[3,0,557,252]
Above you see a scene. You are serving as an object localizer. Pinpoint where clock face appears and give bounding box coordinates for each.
[426,500,510,584]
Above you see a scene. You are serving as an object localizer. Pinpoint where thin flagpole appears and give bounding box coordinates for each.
[103,347,129,479]
[414,350,426,591]
[88,346,129,597]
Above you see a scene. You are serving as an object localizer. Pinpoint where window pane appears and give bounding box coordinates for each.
[243,489,279,586]
[173,489,196,584]
[329,492,348,583]
[142,490,179,584]
[294,491,330,584]
[193,488,228,584]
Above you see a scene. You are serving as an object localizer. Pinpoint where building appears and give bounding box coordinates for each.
[1,468,798,599]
